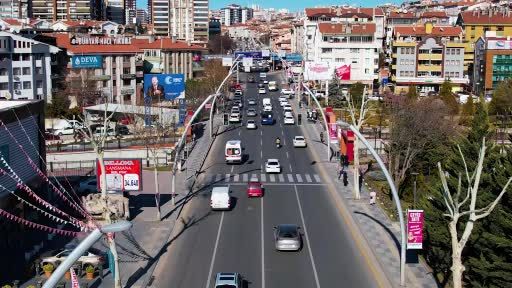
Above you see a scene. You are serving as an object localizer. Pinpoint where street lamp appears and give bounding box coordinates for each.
[43,221,132,288]
[302,83,331,161]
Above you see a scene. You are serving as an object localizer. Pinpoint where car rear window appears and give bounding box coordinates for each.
[216,285,236,288]
[268,161,279,166]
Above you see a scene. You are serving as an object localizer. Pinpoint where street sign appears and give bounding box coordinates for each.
[234,51,262,60]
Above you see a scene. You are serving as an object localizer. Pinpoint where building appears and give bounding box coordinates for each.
[125,0,136,25]
[0,0,30,19]
[136,9,149,24]
[0,100,48,283]
[391,22,468,95]
[303,7,385,62]
[52,33,207,106]
[221,4,253,26]
[291,21,304,55]
[32,0,103,21]
[385,11,419,48]
[209,17,221,35]
[418,11,450,25]
[192,0,209,44]
[107,0,125,24]
[473,33,512,96]
[0,32,59,101]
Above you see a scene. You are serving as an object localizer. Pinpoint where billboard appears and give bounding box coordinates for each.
[335,64,351,80]
[71,55,103,69]
[488,39,512,50]
[304,62,332,81]
[144,74,185,101]
[96,159,142,191]
[262,49,270,57]
[242,57,253,67]
[222,57,233,67]
[234,51,262,60]
[407,210,424,249]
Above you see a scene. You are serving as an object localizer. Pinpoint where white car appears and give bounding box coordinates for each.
[248,98,257,105]
[281,88,293,95]
[263,105,272,112]
[293,136,307,147]
[246,120,257,129]
[259,88,266,94]
[41,248,104,270]
[265,159,281,173]
[263,80,269,84]
[278,96,287,102]
[283,106,293,114]
[229,113,241,123]
[279,100,288,107]
[284,111,293,118]
[234,89,243,96]
[284,115,295,125]
[77,178,98,194]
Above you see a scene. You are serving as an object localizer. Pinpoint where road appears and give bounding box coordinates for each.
[152,72,380,287]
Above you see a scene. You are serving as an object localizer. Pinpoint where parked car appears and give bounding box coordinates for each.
[40,247,105,270]
[115,125,130,136]
[119,116,134,125]
[77,178,98,194]
[284,115,295,125]
[274,224,302,251]
[44,131,61,141]
[235,89,243,96]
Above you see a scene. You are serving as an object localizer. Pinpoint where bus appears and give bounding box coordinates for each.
[225,140,242,163]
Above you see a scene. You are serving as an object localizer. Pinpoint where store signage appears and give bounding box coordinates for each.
[70,36,132,45]
[71,55,103,69]
[407,210,424,249]
[96,159,142,191]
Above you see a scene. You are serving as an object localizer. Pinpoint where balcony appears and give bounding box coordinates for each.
[121,88,135,94]
[418,54,442,61]
[121,74,136,80]
[90,75,111,81]
[417,65,442,72]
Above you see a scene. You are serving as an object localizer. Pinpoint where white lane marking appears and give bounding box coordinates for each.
[269,174,276,182]
[252,173,258,181]
[261,139,263,146]
[282,130,284,136]
[260,174,267,182]
[287,174,294,182]
[212,183,327,187]
[305,174,312,183]
[296,174,303,183]
[283,139,286,146]
[261,150,263,158]
[234,174,240,182]
[278,174,285,182]
[261,130,263,136]
[261,196,265,288]
[243,173,249,182]
[286,152,289,159]
[239,130,241,136]
[205,209,226,288]
[231,165,234,173]
[225,173,231,182]
[294,185,321,288]
[313,174,321,183]
[289,164,293,173]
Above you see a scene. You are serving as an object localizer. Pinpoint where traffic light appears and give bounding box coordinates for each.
[223,113,229,126]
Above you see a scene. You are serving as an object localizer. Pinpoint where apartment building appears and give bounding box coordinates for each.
[391,22,467,95]
[125,0,136,24]
[193,0,209,44]
[52,33,206,105]
[0,32,59,101]
[221,4,253,26]
[0,0,30,19]
[385,11,418,48]
[107,0,125,24]
[474,34,512,96]
[32,0,103,21]
[303,7,385,62]
[291,21,304,55]
[136,9,149,24]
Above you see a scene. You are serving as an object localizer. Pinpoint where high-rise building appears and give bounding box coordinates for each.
[221,4,253,26]
[106,0,125,24]
[136,9,149,24]
[125,0,136,25]
[32,0,103,21]
[150,0,208,44]
[0,0,30,19]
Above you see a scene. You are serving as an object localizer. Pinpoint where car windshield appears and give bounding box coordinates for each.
[295,137,304,141]
[249,182,260,188]
[248,120,254,124]
[278,226,298,238]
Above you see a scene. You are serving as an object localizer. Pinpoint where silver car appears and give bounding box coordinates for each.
[274,224,302,251]
[247,108,257,117]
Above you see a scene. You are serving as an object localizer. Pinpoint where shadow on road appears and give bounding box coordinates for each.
[129,194,172,220]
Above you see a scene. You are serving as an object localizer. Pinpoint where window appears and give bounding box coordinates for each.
[351,59,358,64]
[321,48,332,53]
[401,48,405,54]
[456,60,461,66]
[12,54,20,61]
[13,82,21,90]
[35,67,43,74]
[22,67,31,75]
[455,72,460,78]
[365,68,370,74]
[34,54,42,60]
[113,68,116,75]
[123,79,131,86]
[400,59,405,65]
[455,49,460,55]
[13,68,21,75]
[0,68,7,76]
[0,82,7,90]
[36,80,43,88]
[335,58,345,62]
[22,55,30,61]
[350,48,359,53]
[123,68,130,74]
[23,81,31,89]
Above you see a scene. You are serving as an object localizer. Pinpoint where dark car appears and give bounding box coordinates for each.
[115,125,130,136]
[44,131,61,141]
[261,111,274,125]
[248,76,255,83]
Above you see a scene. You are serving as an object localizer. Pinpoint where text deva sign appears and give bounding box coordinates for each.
[72,55,103,69]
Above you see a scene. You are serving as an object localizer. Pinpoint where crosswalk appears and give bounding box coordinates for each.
[207,173,323,184]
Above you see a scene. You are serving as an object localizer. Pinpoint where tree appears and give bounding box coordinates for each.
[489,79,512,116]
[46,92,71,118]
[208,34,233,54]
[439,80,459,115]
[347,84,369,200]
[436,139,511,288]
[387,98,454,193]
[406,85,418,101]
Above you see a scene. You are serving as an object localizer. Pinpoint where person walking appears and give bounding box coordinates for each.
[359,169,364,191]
[343,171,348,186]
[369,191,377,205]
[338,168,343,180]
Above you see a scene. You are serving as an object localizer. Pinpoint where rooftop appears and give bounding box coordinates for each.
[305,7,384,18]
[318,22,376,35]
[460,9,512,25]
[394,25,463,37]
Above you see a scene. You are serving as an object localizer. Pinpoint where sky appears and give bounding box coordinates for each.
[135,0,401,12]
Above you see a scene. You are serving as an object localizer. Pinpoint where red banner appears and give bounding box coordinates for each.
[407,210,424,249]
[96,159,142,191]
[335,64,351,80]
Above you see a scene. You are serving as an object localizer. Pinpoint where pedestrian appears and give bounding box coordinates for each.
[343,171,348,186]
[369,191,376,205]
[338,168,343,179]
[320,132,324,143]
[359,170,364,191]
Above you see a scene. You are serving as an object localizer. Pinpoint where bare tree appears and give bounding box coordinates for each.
[347,86,369,200]
[437,139,511,288]
[387,98,454,192]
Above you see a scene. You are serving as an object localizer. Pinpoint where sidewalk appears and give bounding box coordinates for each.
[298,107,438,288]
[19,119,220,288]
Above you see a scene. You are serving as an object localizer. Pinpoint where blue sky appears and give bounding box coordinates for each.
[135,0,401,12]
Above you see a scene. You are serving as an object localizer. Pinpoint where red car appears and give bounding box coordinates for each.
[247,181,264,197]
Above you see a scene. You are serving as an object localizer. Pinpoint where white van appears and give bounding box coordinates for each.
[225,140,242,163]
[268,81,278,91]
[262,98,271,106]
[210,186,231,210]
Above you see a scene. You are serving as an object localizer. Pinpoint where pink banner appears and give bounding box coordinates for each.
[407,210,424,249]
[335,64,351,81]
[329,123,337,142]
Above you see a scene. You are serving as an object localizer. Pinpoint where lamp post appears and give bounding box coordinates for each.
[43,221,132,288]
[411,172,419,209]
[302,83,331,161]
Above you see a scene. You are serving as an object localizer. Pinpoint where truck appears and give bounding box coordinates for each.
[268,81,278,91]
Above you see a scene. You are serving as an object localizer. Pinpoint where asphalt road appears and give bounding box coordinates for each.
[152,72,379,288]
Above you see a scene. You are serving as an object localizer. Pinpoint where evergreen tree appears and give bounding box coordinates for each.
[439,80,459,115]
[489,79,512,116]
[406,85,418,101]
[461,95,474,117]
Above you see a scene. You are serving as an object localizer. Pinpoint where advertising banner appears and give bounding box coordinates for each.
[144,74,185,101]
[335,64,351,80]
[71,55,103,69]
[488,39,512,50]
[234,51,262,60]
[262,49,270,57]
[329,123,338,144]
[242,57,253,67]
[222,57,233,67]
[278,50,286,58]
[407,210,424,249]
[178,98,187,125]
[304,62,332,81]
[96,159,142,191]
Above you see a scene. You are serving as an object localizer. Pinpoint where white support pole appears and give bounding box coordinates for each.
[350,125,407,287]
[302,82,331,161]
[325,80,329,106]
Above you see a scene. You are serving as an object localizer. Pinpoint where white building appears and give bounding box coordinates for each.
[0,0,29,19]
[0,32,59,101]
[221,4,253,26]
[107,0,125,24]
